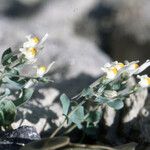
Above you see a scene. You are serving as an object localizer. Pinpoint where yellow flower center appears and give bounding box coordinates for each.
[27,47,37,57]
[115,63,125,70]
[146,77,150,85]
[32,37,40,44]
[39,66,47,73]
[132,63,139,69]
[110,67,118,75]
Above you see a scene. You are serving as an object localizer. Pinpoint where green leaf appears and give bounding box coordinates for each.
[107,99,124,110]
[111,83,121,91]
[2,77,22,89]
[60,94,70,115]
[13,88,34,107]
[97,85,106,95]
[0,110,4,126]
[69,106,84,129]
[0,99,17,126]
[81,88,93,99]
[0,88,11,100]
[86,110,102,127]
[1,48,13,66]
[8,55,18,63]
[5,68,20,81]
[5,67,19,75]
[95,96,109,104]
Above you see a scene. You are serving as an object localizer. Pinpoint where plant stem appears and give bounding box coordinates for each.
[69,143,116,150]
[63,124,76,135]
[50,119,67,138]
[5,74,38,79]
[50,100,86,138]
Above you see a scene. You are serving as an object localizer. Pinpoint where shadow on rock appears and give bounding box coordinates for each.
[2,0,47,18]
[74,2,115,56]
[74,1,150,68]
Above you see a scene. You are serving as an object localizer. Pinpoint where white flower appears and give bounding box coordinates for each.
[102,60,150,83]
[102,66,118,80]
[101,61,125,80]
[23,33,48,49]
[19,33,48,62]
[134,60,150,74]
[23,35,40,48]
[137,75,150,88]
[37,66,47,77]
[36,61,55,77]
[20,47,38,63]
[125,60,150,76]
[114,61,125,70]
[128,63,139,71]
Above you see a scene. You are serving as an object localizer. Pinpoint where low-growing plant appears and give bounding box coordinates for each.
[0,34,54,130]
[51,60,150,138]
[0,33,150,149]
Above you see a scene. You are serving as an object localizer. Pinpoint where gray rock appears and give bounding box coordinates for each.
[103,77,148,145]
[75,0,150,66]
[0,126,41,143]
[0,141,21,150]
[0,126,40,150]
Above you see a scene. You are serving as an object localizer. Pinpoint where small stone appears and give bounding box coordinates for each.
[0,126,41,144]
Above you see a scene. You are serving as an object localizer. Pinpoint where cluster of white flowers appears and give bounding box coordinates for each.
[101,60,150,88]
[19,34,54,78]
[101,61,125,80]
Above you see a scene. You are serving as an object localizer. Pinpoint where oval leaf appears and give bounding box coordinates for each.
[107,99,124,110]
[13,88,34,107]
[60,94,70,115]
[95,96,109,104]
[1,48,13,66]
[0,99,17,126]
[69,106,84,129]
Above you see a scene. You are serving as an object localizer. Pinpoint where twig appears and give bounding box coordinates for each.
[69,143,117,150]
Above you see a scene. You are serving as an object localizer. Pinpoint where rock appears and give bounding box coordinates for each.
[102,77,148,145]
[0,126,40,150]
[0,126,41,143]
[0,141,21,150]
[0,0,111,134]
[115,142,138,150]
[75,0,150,67]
